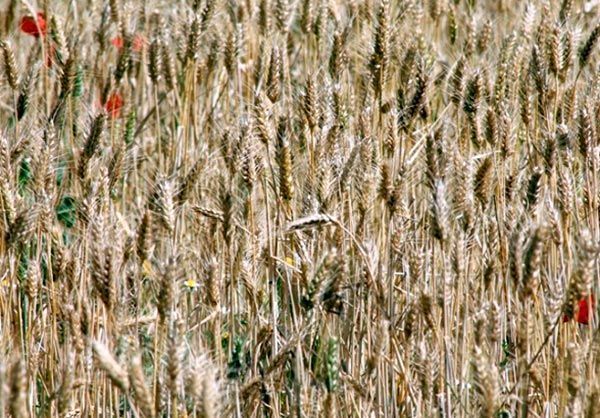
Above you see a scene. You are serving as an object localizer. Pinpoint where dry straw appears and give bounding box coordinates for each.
[0,1,598,417]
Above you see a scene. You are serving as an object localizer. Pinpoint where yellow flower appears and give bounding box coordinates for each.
[1,278,9,287]
[142,260,154,278]
[184,278,198,290]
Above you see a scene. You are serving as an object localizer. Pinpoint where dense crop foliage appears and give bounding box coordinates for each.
[0,0,599,416]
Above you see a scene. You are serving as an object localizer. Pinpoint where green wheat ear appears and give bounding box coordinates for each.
[73,65,84,98]
[17,66,37,121]
[124,110,136,145]
[325,337,339,393]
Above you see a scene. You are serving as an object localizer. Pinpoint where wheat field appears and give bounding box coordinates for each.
[0,0,599,416]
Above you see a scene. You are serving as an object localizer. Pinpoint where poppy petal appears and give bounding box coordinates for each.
[104,93,124,118]
[111,34,144,52]
[576,294,595,325]
[111,36,124,49]
[132,34,145,52]
[20,13,47,37]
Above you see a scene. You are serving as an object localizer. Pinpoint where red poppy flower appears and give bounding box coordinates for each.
[104,93,124,118]
[20,13,47,37]
[111,34,145,52]
[563,294,596,325]
[111,37,123,49]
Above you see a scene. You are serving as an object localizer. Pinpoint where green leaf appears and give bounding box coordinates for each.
[18,247,29,282]
[18,158,32,192]
[56,196,77,228]
[227,336,246,379]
